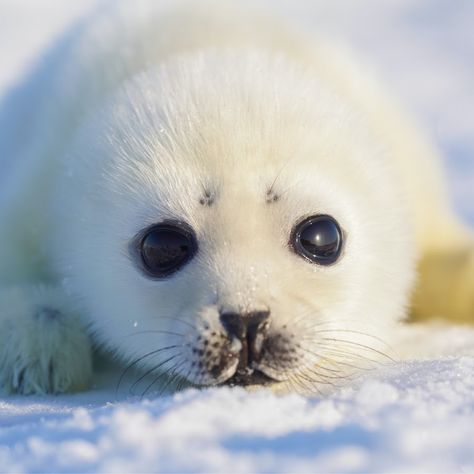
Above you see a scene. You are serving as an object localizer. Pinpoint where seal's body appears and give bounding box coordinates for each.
[0,1,472,394]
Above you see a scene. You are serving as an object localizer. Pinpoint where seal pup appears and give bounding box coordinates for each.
[0,1,472,394]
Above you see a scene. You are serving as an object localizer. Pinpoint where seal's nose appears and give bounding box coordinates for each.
[219,310,270,369]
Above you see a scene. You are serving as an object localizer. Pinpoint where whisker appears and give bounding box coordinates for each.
[176,368,193,392]
[299,370,337,391]
[292,353,353,384]
[293,372,325,396]
[139,360,181,399]
[294,349,344,374]
[158,364,187,397]
[123,330,185,339]
[302,363,345,381]
[141,359,185,399]
[318,338,395,362]
[156,315,196,331]
[267,157,298,196]
[283,377,295,394]
[288,373,313,395]
[310,328,393,348]
[312,344,383,365]
[298,332,394,361]
[115,345,179,396]
[304,365,352,383]
[130,354,179,395]
[297,345,377,372]
[275,301,391,342]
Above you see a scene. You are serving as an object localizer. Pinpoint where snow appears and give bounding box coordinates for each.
[0,1,473,472]
[1,345,474,472]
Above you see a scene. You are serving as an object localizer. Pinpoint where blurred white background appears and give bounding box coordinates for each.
[0,0,472,221]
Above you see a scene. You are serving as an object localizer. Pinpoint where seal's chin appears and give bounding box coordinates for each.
[222,367,276,387]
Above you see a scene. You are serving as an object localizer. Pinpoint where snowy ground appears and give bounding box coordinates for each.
[0,1,473,472]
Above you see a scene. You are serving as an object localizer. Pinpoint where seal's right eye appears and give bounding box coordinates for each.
[138,222,197,278]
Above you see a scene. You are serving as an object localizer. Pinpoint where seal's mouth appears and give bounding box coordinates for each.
[223,367,276,387]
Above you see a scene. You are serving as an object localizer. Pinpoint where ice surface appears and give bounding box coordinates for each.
[0,1,473,472]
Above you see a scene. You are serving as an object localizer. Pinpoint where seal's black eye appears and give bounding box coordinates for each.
[139,222,197,277]
[291,215,343,265]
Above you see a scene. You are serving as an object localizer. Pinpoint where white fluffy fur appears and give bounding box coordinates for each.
[0,285,91,393]
[0,0,471,394]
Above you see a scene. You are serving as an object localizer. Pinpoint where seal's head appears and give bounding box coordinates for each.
[57,51,415,393]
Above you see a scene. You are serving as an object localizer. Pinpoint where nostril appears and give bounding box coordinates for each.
[219,312,245,339]
[246,311,270,364]
[219,310,271,370]
[219,311,270,339]
[246,311,270,333]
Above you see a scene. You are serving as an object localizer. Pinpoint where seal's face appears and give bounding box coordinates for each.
[129,212,344,388]
[60,52,415,393]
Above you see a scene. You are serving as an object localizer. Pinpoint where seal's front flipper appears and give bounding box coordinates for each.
[0,284,92,394]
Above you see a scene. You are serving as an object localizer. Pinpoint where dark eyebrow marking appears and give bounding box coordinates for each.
[199,189,214,206]
[266,188,280,204]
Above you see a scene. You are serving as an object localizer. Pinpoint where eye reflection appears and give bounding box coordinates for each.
[136,221,198,278]
[291,215,343,265]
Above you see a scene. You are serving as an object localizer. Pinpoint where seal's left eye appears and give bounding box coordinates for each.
[139,222,197,277]
[291,215,343,265]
